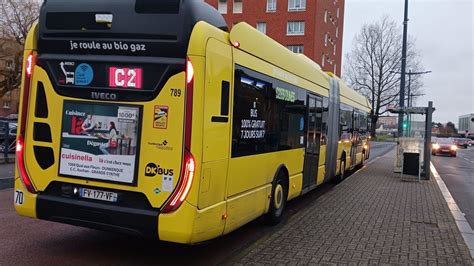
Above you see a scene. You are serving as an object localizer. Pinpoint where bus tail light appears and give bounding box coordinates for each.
[184,57,194,151]
[16,52,36,193]
[16,135,36,193]
[20,52,35,133]
[161,57,195,213]
[161,151,196,213]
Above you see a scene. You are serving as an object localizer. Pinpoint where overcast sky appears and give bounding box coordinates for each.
[342,0,474,124]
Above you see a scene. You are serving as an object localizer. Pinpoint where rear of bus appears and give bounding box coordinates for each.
[14,0,226,243]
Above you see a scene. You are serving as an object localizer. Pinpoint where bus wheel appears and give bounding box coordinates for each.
[335,159,346,183]
[264,172,288,225]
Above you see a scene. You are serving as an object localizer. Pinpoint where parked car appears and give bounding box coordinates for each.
[0,121,17,153]
[453,138,469,148]
[469,139,474,146]
[432,138,457,157]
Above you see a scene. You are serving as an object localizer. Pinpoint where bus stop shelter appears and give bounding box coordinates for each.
[388,101,435,180]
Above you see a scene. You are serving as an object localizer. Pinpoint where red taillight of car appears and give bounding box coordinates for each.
[16,135,35,193]
[161,151,196,213]
[17,52,36,193]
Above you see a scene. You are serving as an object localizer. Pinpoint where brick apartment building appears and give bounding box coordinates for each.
[204,0,345,76]
[0,38,21,119]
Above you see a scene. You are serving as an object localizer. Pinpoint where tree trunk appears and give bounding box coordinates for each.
[370,115,378,138]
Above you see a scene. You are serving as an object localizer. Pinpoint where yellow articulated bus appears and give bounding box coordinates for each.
[14,0,370,244]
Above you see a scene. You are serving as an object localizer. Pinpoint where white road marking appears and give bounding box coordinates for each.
[431,162,474,259]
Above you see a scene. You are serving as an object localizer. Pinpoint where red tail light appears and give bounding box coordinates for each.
[184,57,194,151]
[26,53,34,77]
[161,151,196,213]
[186,58,194,85]
[17,52,36,193]
[20,52,35,133]
[161,58,196,213]
[16,135,35,193]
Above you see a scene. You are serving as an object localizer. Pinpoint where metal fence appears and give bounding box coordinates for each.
[1,121,15,164]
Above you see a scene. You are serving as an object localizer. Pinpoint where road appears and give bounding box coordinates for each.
[432,146,474,229]
[0,163,14,179]
[0,142,394,265]
[0,163,14,189]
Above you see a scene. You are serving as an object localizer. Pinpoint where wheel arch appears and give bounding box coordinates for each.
[273,164,290,191]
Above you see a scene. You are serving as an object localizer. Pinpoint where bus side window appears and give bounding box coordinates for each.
[321,97,329,145]
[339,103,353,141]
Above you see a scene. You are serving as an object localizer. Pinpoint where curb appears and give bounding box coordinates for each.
[431,162,474,259]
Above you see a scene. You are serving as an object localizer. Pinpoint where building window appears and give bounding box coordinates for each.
[334,64,337,75]
[322,54,325,67]
[325,33,328,46]
[288,0,306,11]
[324,10,328,23]
[267,0,277,12]
[287,21,305,35]
[336,27,339,38]
[233,0,242,13]
[3,101,11,109]
[333,44,336,55]
[337,7,340,18]
[287,45,304,54]
[256,22,267,34]
[218,0,227,14]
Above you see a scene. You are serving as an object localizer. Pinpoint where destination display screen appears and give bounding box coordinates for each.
[42,60,156,90]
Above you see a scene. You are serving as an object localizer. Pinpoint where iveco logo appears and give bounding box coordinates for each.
[91,92,117,100]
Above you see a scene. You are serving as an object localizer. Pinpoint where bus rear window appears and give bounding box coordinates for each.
[135,0,181,14]
[46,13,111,30]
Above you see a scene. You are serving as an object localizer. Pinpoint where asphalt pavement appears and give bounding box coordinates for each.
[0,143,396,265]
[432,146,474,229]
[0,163,14,190]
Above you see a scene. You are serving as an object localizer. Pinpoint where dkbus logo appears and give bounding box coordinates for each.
[145,163,174,177]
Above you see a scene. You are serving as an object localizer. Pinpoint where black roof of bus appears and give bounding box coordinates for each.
[38,0,227,58]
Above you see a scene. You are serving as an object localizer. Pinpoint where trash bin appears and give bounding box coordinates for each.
[403,152,420,176]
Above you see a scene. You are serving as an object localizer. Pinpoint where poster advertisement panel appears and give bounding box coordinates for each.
[59,101,141,184]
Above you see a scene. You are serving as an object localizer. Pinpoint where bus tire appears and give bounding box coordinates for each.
[334,159,346,184]
[264,171,288,225]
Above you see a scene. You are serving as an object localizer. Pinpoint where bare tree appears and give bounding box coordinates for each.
[343,16,424,137]
[0,0,40,97]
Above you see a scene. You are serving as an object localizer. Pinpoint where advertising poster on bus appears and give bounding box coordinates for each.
[59,101,141,184]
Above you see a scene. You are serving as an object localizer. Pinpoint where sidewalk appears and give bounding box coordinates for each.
[233,151,473,265]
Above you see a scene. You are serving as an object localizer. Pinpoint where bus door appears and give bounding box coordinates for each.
[198,39,233,211]
[350,131,358,168]
[303,94,322,190]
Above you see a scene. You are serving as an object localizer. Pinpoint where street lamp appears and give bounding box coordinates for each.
[390,69,432,137]
[405,70,432,107]
[391,70,432,107]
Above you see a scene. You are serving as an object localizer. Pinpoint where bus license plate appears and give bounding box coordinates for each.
[109,67,142,89]
[79,188,118,202]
